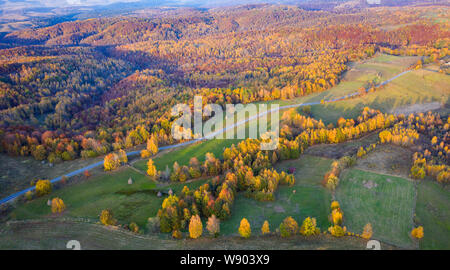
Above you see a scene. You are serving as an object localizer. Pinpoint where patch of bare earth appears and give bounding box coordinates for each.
[305,132,379,159]
[355,144,413,178]
[391,102,441,115]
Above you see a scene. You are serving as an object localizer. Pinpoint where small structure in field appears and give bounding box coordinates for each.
[128,178,133,185]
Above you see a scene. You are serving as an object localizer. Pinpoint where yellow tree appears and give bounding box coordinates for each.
[361,223,373,239]
[279,216,298,237]
[147,136,159,156]
[261,220,270,235]
[411,226,424,239]
[118,149,128,164]
[189,215,203,239]
[300,217,320,236]
[331,201,340,210]
[100,209,116,226]
[35,179,52,197]
[104,153,120,171]
[331,208,343,225]
[51,197,66,213]
[147,158,158,179]
[238,218,251,238]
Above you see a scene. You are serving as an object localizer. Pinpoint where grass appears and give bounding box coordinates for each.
[336,169,416,248]
[0,219,382,250]
[134,138,240,172]
[9,167,209,229]
[308,66,449,124]
[415,181,450,250]
[221,155,333,235]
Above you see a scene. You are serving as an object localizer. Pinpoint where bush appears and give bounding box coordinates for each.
[300,217,320,236]
[100,209,116,226]
[172,230,182,239]
[411,226,424,239]
[328,225,346,237]
[35,180,52,197]
[279,217,298,237]
[361,223,373,239]
[129,222,139,233]
[51,197,66,213]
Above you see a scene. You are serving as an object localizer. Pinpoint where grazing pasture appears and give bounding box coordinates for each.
[336,169,416,248]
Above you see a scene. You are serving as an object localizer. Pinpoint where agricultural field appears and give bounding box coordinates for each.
[336,169,416,248]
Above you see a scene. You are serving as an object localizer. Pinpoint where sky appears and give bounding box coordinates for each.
[0,0,299,11]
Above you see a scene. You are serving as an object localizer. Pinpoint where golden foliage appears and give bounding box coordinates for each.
[411,226,424,239]
[51,197,66,213]
[238,218,251,238]
[261,220,270,235]
[189,215,203,239]
[361,223,373,239]
[279,216,298,237]
[35,179,52,197]
[100,209,116,226]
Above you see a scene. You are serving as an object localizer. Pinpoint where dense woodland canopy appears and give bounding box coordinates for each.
[0,4,449,164]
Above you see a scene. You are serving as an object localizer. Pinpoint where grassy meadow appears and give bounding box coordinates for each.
[336,169,416,248]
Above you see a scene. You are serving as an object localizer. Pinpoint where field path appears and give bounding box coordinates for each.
[0,69,413,205]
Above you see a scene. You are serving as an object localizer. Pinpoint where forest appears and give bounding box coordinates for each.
[0,4,448,165]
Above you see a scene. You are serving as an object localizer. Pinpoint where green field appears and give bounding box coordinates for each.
[10,168,209,228]
[221,155,333,235]
[415,181,450,250]
[336,169,416,248]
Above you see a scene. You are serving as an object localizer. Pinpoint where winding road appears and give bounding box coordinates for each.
[0,69,412,205]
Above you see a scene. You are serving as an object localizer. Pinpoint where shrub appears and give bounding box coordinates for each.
[172,230,182,239]
[300,217,320,236]
[361,223,373,239]
[100,209,116,226]
[279,217,298,237]
[411,226,424,239]
[328,225,346,237]
[129,222,139,233]
[35,180,52,197]
[51,198,66,213]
